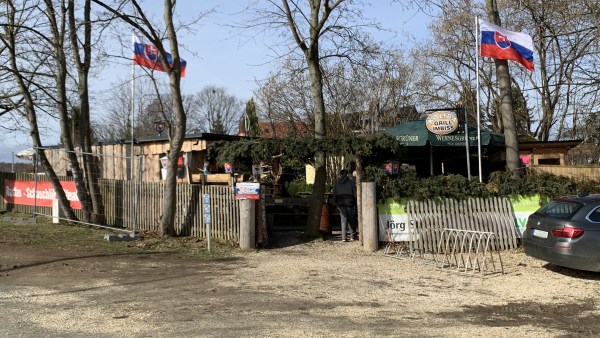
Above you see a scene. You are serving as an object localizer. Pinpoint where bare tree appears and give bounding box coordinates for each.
[1,0,113,222]
[325,48,421,134]
[67,0,106,223]
[246,0,389,237]
[413,1,482,114]
[254,61,314,137]
[414,0,535,177]
[1,0,78,220]
[188,86,243,135]
[95,78,201,141]
[92,0,203,236]
[256,48,420,138]
[507,0,599,142]
[94,79,152,142]
[40,0,111,221]
[249,1,343,236]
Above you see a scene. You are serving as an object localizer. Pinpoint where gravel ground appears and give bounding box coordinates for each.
[1,231,599,337]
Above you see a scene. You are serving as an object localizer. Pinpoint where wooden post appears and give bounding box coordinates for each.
[52,198,63,224]
[355,157,363,243]
[362,182,378,252]
[239,199,255,249]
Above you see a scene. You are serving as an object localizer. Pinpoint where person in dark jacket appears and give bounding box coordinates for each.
[332,169,357,242]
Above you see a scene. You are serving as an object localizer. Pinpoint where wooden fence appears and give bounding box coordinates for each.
[533,165,600,181]
[0,172,240,242]
[1,172,522,249]
[405,197,518,255]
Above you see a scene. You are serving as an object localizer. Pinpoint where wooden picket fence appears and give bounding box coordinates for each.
[2,172,518,250]
[405,197,518,255]
[0,172,241,242]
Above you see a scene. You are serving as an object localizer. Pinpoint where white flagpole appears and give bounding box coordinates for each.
[475,17,483,183]
[130,31,138,234]
[130,32,136,181]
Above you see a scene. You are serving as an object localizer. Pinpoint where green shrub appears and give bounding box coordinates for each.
[285,180,314,198]
[365,166,600,202]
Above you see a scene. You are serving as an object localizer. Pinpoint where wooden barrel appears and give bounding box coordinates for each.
[320,202,331,235]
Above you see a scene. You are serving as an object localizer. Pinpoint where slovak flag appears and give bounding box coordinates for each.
[132,32,187,77]
[479,19,534,71]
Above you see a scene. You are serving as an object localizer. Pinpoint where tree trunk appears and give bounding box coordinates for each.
[304,46,327,238]
[45,0,94,222]
[68,0,105,224]
[496,60,521,177]
[537,48,553,142]
[4,1,76,220]
[486,0,520,178]
[88,0,187,235]
[159,0,187,236]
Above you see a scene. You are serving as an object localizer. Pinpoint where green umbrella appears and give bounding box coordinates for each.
[383,118,505,179]
[383,118,505,147]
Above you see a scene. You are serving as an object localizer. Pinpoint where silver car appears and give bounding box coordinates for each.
[523,194,600,272]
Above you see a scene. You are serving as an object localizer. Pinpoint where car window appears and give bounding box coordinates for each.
[535,200,582,220]
[588,206,600,223]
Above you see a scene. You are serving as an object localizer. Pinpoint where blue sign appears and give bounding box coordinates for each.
[203,193,211,224]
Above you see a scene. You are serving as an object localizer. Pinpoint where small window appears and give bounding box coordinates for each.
[588,207,600,223]
[538,158,561,165]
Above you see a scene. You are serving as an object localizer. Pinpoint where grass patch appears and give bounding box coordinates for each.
[0,212,240,258]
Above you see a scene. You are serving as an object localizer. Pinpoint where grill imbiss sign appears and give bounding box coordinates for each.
[425,111,459,135]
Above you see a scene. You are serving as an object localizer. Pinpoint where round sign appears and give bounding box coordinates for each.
[425,111,459,135]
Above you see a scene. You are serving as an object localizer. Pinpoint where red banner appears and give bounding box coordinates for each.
[3,179,82,209]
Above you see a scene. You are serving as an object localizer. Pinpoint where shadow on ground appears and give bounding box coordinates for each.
[438,300,600,335]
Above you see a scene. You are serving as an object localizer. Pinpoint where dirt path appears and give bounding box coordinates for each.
[1,232,599,337]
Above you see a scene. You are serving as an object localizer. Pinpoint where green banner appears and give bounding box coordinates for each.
[377,198,407,215]
[377,195,543,241]
[509,195,542,212]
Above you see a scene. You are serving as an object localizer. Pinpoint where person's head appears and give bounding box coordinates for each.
[340,169,348,176]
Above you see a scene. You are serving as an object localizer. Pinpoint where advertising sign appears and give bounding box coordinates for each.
[510,195,541,237]
[235,182,260,200]
[3,179,81,209]
[379,195,542,242]
[378,199,413,241]
[425,111,459,135]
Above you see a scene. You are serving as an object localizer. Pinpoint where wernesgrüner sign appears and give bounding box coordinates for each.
[434,134,479,146]
[425,111,458,135]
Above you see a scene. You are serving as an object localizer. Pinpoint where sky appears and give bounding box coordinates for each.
[0,1,434,163]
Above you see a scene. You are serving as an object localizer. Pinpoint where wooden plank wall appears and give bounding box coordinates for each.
[0,172,240,242]
[406,197,518,253]
[533,165,600,181]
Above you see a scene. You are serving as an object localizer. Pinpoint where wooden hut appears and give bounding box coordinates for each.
[45,133,242,184]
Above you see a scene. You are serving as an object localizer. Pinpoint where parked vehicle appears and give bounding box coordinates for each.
[523,194,600,272]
